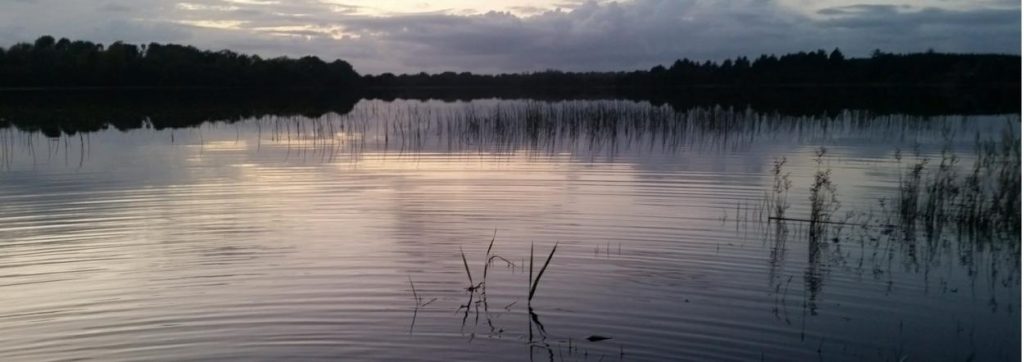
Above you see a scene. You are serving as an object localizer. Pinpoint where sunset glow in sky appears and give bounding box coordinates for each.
[0,0,1018,73]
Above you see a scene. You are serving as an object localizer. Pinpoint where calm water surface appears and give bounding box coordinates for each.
[0,99,1019,361]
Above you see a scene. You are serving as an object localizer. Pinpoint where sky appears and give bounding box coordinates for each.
[0,0,1019,74]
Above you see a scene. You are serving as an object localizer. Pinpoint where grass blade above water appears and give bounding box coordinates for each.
[529,242,558,303]
[460,247,474,289]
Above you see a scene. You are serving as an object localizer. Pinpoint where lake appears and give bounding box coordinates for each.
[0,95,1019,361]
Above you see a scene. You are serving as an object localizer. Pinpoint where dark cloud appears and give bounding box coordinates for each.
[816,5,1020,54]
[0,0,1018,73]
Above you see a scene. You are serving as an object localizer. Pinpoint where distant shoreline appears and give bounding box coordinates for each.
[0,82,1018,92]
[0,82,1017,124]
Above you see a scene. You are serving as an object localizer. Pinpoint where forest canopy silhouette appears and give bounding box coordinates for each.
[0,36,360,87]
[0,36,1019,89]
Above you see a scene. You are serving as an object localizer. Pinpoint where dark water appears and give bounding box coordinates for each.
[0,97,1019,361]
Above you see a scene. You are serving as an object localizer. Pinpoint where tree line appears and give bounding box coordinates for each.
[365,49,1020,88]
[0,36,360,87]
[0,36,1019,89]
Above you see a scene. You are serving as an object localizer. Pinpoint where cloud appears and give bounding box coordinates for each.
[0,0,1018,73]
[815,5,1020,54]
[98,3,134,13]
[817,4,908,16]
[327,1,822,72]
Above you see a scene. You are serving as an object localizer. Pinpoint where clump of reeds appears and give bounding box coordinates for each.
[894,148,927,227]
[482,230,516,292]
[445,234,560,341]
[986,123,1021,233]
[808,147,840,241]
[358,100,903,158]
[768,157,792,220]
[763,121,1019,245]
[454,230,521,295]
[889,123,1020,239]
[453,233,559,305]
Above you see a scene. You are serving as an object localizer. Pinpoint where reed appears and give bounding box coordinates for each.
[407,276,436,307]
[529,242,559,304]
[482,229,496,287]
[460,247,476,290]
[409,275,420,305]
[529,243,534,298]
